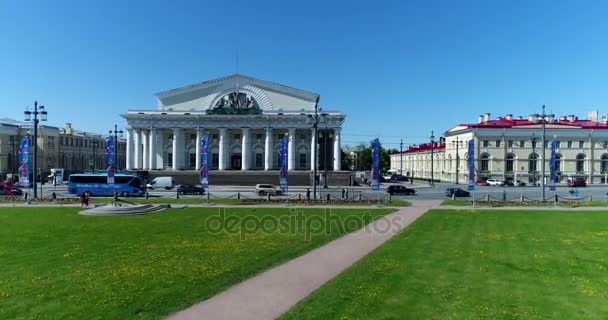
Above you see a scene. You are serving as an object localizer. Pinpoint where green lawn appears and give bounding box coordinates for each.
[281,209,608,319]
[0,207,393,320]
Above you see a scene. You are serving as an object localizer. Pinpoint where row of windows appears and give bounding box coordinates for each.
[188,133,309,141]
[480,140,608,149]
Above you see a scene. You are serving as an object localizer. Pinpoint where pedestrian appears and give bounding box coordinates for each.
[306,188,311,201]
[341,188,345,199]
[345,188,349,199]
[84,193,90,207]
[80,193,86,207]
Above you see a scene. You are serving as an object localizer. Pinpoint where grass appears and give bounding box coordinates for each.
[281,209,608,319]
[0,206,393,320]
[441,199,608,207]
[93,198,411,207]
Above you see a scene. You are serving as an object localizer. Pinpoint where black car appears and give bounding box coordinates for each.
[387,185,416,195]
[177,185,205,195]
[390,174,409,182]
[445,187,470,197]
[504,180,526,187]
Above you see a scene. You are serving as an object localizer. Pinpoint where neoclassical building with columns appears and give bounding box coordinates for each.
[122,74,345,177]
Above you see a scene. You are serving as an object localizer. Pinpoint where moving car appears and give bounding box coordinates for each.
[146,176,175,190]
[386,185,416,195]
[475,179,489,186]
[504,180,526,187]
[390,174,409,182]
[445,187,471,197]
[255,184,282,196]
[568,178,586,187]
[486,179,505,186]
[177,185,205,195]
[2,187,23,196]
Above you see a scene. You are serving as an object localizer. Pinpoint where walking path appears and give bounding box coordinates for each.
[166,200,441,320]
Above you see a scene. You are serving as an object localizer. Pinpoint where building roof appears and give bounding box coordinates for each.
[448,113,608,134]
[392,142,446,155]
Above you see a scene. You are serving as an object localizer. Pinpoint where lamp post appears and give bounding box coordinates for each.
[306,98,322,199]
[24,101,47,198]
[9,135,16,180]
[452,136,461,184]
[400,139,403,175]
[531,132,537,187]
[430,131,435,186]
[540,105,547,200]
[109,125,124,171]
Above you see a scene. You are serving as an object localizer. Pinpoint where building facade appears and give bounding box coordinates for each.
[391,111,608,184]
[122,74,345,173]
[0,119,125,180]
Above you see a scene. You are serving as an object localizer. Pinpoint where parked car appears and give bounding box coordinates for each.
[568,178,586,187]
[486,179,505,186]
[445,187,471,197]
[386,185,416,195]
[504,180,526,187]
[2,187,23,196]
[475,179,489,186]
[390,174,409,182]
[177,185,205,195]
[255,184,282,196]
[146,176,175,190]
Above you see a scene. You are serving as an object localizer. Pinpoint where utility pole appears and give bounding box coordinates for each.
[430,131,435,186]
[307,97,320,199]
[531,132,537,187]
[455,136,460,184]
[400,139,403,175]
[109,125,123,171]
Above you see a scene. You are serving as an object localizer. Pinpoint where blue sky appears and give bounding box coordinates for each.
[2,0,608,150]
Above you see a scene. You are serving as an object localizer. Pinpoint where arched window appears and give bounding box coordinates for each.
[528,153,539,173]
[505,154,515,172]
[602,154,608,173]
[576,154,586,173]
[480,153,490,172]
[555,154,562,173]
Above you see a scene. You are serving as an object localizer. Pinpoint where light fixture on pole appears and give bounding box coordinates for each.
[400,139,403,175]
[306,97,321,199]
[24,101,47,199]
[452,136,461,184]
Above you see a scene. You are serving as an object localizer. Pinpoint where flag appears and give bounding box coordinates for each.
[106,136,115,184]
[200,135,209,188]
[279,135,288,191]
[371,138,380,191]
[467,140,475,191]
[549,140,556,191]
[18,135,30,187]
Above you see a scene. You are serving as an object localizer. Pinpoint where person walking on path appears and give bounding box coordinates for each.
[306,188,311,201]
[80,193,86,207]
[341,188,345,200]
[84,193,90,207]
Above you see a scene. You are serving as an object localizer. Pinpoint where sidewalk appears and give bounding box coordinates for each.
[166,200,440,320]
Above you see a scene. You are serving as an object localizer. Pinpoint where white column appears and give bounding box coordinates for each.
[219,128,227,171]
[288,128,296,170]
[126,129,133,170]
[156,131,164,169]
[172,128,183,170]
[134,129,142,169]
[141,130,149,170]
[149,129,156,169]
[195,129,202,171]
[242,128,250,170]
[310,128,317,171]
[333,128,341,171]
[265,127,273,170]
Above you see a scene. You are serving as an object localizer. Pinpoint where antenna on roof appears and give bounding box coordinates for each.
[235,48,239,94]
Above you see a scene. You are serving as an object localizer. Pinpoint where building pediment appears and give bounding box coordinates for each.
[154,74,319,113]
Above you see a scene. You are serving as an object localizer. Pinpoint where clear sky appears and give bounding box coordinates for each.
[2,0,608,150]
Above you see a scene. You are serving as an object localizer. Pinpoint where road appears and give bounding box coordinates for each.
[13,181,608,202]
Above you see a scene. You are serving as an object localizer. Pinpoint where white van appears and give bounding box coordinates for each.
[146,177,175,190]
[48,168,64,184]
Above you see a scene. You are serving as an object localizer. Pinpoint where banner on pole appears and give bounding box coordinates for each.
[467,140,475,191]
[279,135,288,191]
[200,136,209,188]
[371,138,380,191]
[549,140,556,191]
[106,136,115,184]
[18,135,31,187]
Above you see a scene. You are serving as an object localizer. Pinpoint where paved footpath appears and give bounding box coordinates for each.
[166,200,441,320]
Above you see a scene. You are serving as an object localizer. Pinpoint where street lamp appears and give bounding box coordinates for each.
[24,101,47,198]
[430,131,435,186]
[320,126,333,189]
[9,136,16,180]
[400,139,403,175]
[531,132,537,187]
[109,125,124,171]
[306,98,322,199]
[452,136,462,184]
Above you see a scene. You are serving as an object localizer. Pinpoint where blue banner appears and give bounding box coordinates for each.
[549,140,556,191]
[371,138,380,191]
[200,135,209,188]
[18,135,30,187]
[467,140,475,191]
[106,136,115,184]
[279,135,288,191]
